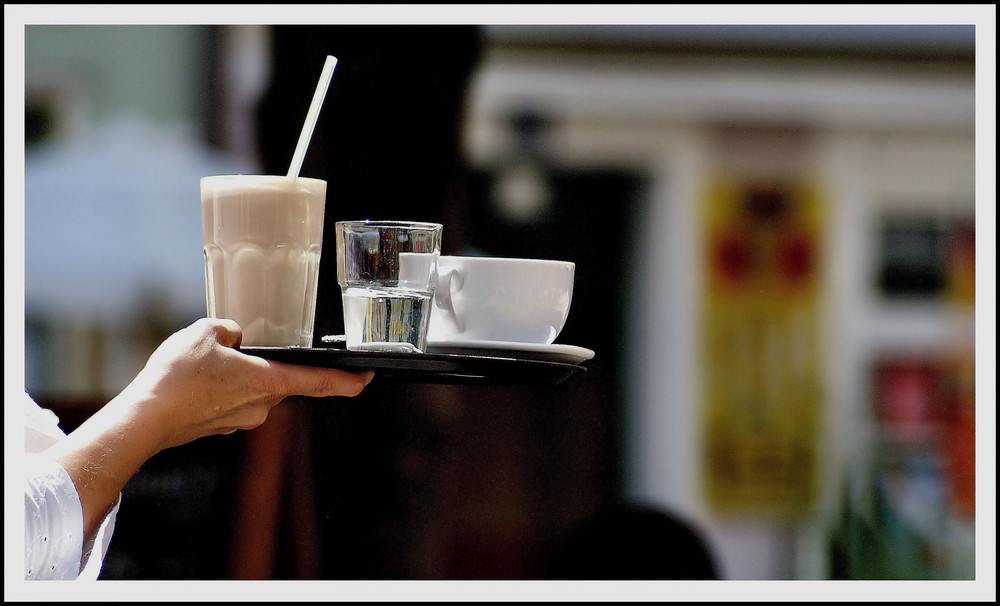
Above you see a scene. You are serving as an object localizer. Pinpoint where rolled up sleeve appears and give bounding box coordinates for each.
[23,393,121,581]
[24,455,87,580]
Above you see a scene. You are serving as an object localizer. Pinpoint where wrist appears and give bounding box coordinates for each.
[106,382,177,458]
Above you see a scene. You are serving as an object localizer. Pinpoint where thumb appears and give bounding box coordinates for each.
[208,318,243,348]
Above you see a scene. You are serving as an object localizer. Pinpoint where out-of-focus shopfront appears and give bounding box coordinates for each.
[464,24,977,580]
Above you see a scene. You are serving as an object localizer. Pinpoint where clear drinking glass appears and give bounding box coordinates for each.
[201,175,326,347]
[335,220,443,353]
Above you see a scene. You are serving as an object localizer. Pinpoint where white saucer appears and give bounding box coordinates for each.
[426,339,595,364]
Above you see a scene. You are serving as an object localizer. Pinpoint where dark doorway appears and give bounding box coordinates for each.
[302,166,649,579]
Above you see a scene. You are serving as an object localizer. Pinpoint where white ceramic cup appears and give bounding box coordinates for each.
[428,256,575,344]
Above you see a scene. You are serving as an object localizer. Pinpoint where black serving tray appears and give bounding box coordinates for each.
[238,346,588,385]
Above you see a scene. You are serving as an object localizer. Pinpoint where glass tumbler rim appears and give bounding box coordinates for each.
[200,174,327,185]
[336,219,443,231]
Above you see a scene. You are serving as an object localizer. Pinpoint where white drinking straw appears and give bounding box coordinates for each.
[287,55,338,178]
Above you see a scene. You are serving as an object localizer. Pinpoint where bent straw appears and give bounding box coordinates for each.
[287,55,338,178]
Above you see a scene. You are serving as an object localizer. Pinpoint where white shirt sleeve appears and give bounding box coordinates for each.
[23,392,121,580]
[24,455,87,580]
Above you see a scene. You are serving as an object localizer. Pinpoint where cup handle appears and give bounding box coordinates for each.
[434,267,465,333]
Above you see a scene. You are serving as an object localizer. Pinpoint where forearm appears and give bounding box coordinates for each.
[37,318,373,544]
[42,388,169,540]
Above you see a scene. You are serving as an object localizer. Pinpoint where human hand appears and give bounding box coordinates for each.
[125,317,373,451]
[44,317,373,541]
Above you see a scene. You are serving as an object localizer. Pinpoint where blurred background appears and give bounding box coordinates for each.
[15,15,987,585]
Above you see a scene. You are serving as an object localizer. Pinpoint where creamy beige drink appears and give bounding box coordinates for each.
[201,175,326,346]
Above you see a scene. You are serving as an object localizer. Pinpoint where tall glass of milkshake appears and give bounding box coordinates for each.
[201,175,327,347]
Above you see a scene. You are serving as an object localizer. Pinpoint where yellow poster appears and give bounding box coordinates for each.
[702,176,824,518]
